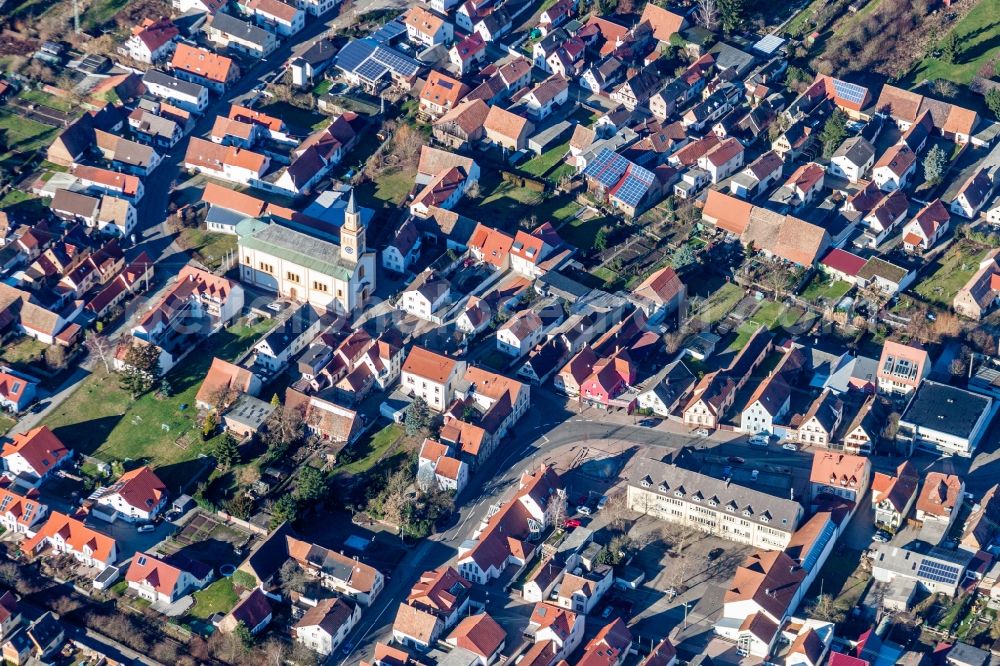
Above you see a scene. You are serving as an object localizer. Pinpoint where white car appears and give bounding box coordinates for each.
[782,442,798,452]
[695,428,710,437]
[577,506,592,516]
[748,436,768,446]
[137,524,155,533]
[597,496,609,510]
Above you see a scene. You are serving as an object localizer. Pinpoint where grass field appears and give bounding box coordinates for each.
[336,423,404,475]
[695,282,744,325]
[807,547,870,611]
[0,336,46,365]
[904,0,1000,86]
[914,239,989,306]
[0,415,14,436]
[189,578,237,620]
[42,319,271,489]
[356,167,415,208]
[0,110,57,154]
[801,275,852,304]
[258,101,326,132]
[19,89,74,113]
[521,142,569,179]
[178,227,238,272]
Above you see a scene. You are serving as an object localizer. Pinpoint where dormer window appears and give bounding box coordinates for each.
[743,509,752,517]
[658,484,667,493]
[674,490,684,498]
[641,479,650,488]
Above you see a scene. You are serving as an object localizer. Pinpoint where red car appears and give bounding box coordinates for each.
[563,519,582,529]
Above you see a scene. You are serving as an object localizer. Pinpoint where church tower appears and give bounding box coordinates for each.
[340,189,365,264]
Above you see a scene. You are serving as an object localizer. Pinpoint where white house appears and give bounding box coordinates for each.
[740,375,791,435]
[121,18,178,64]
[23,512,117,570]
[829,136,875,183]
[92,466,168,523]
[1,426,71,482]
[555,565,613,615]
[126,552,214,603]
[0,487,47,535]
[872,144,916,192]
[401,346,464,412]
[529,603,584,662]
[398,272,451,321]
[382,218,421,274]
[142,69,208,113]
[496,310,545,358]
[697,137,744,184]
[402,6,453,47]
[950,167,994,219]
[293,598,360,656]
[249,0,305,36]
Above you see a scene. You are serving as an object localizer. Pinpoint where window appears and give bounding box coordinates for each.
[259,262,274,273]
[313,281,328,292]
[286,272,300,283]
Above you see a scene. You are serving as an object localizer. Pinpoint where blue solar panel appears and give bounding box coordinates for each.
[832,78,866,105]
[917,559,961,585]
[357,59,388,82]
[335,40,373,72]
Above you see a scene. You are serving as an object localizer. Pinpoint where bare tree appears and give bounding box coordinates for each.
[602,492,634,532]
[85,331,116,374]
[695,0,720,31]
[379,469,412,541]
[262,639,288,666]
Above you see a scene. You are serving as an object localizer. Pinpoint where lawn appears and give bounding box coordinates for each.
[0,110,57,154]
[590,266,621,289]
[312,80,333,96]
[356,167,415,208]
[336,423,404,475]
[521,142,569,179]
[42,318,272,489]
[904,0,1000,86]
[695,282,744,325]
[913,240,989,306]
[0,336,46,365]
[807,547,870,610]
[19,88,74,113]
[177,227,238,272]
[188,578,237,620]
[0,415,14,436]
[258,101,326,132]
[801,275,852,305]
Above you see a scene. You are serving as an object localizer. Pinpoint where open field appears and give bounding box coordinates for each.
[42,318,272,489]
[177,227,238,272]
[913,239,989,306]
[356,167,415,208]
[18,88,74,113]
[801,275,852,305]
[904,0,1000,87]
[336,423,404,475]
[0,110,57,154]
[694,282,744,325]
[189,578,237,620]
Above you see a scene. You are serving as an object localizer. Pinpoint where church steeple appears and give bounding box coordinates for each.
[340,189,364,264]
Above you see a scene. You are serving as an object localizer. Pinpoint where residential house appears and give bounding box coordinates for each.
[23,511,116,569]
[527,603,584,662]
[285,389,362,445]
[433,99,489,150]
[206,12,278,59]
[419,70,470,119]
[729,150,784,198]
[294,598,360,656]
[555,565,613,615]
[402,6,452,46]
[0,369,37,414]
[741,373,792,435]
[121,18,178,63]
[877,340,929,395]
[876,84,979,143]
[903,199,950,252]
[862,188,908,246]
[951,167,994,219]
[639,3,686,45]
[218,588,272,635]
[290,38,338,85]
[94,130,161,176]
[580,56,625,95]
[871,461,919,528]
[401,346,463,412]
[0,487,46,535]
[446,614,506,666]
[382,218,421,274]
[286,536,384,604]
[512,75,569,121]
[809,452,870,506]
[0,591,21,640]
[829,136,875,183]
[184,137,270,186]
[398,271,451,321]
[497,310,547,358]
[92,466,168,523]
[610,66,660,111]
[629,265,685,324]
[795,390,845,449]
[450,33,487,75]
[872,144,916,192]
[392,604,443,651]
[953,250,1000,320]
[838,393,883,454]
[771,162,825,211]
[636,360,695,418]
[1,426,71,482]
[171,43,238,94]
[248,0,305,36]
[125,552,214,603]
[579,619,631,666]
[128,108,183,150]
[697,137,744,184]
[916,472,965,533]
[142,69,209,113]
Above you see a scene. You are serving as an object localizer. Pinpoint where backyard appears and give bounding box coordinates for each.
[0,109,57,167]
[41,318,272,489]
[693,282,745,325]
[903,0,1000,87]
[177,227,238,273]
[807,547,871,613]
[188,578,237,620]
[335,423,406,475]
[801,274,852,306]
[356,167,415,208]
[913,239,989,307]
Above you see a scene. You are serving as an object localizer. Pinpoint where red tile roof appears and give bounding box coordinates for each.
[24,511,116,563]
[104,466,166,513]
[1,426,70,476]
[820,248,867,276]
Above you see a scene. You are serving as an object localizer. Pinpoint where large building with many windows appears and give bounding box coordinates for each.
[236,192,375,315]
[626,458,802,550]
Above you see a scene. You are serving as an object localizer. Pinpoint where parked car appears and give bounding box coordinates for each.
[577,506,592,516]
[597,495,609,510]
[782,442,798,451]
[748,435,768,446]
[872,530,890,543]
[563,519,582,529]
[708,547,725,560]
[638,418,661,428]
[695,428,710,437]
[137,524,155,533]
[727,456,745,464]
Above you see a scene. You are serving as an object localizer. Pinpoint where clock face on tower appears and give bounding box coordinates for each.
[345,246,354,255]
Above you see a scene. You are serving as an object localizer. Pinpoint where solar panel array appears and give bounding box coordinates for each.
[832,78,867,105]
[582,148,627,187]
[371,19,406,44]
[582,148,655,208]
[917,559,961,585]
[752,34,785,55]
[613,164,655,208]
[335,38,420,83]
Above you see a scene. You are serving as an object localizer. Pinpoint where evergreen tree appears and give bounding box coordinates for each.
[214,434,241,470]
[404,397,431,436]
[986,89,1000,119]
[296,466,327,502]
[923,144,948,185]
[820,110,848,158]
[272,495,299,527]
[718,0,746,32]
[940,32,960,64]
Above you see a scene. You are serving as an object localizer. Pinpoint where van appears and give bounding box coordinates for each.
[137,524,155,533]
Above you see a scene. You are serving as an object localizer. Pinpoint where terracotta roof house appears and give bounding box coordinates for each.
[401,346,463,412]
[903,199,950,252]
[0,486,46,535]
[195,357,263,411]
[446,613,506,665]
[171,42,238,93]
[284,389,362,446]
[871,461,919,529]
[126,551,214,603]
[703,189,754,235]
[954,249,1000,320]
[639,3,686,43]
[0,369,37,413]
[630,265,685,324]
[916,472,965,524]
[723,550,807,626]
[641,638,677,666]
[433,99,490,149]
[483,105,534,152]
[419,70,471,119]
[92,466,167,523]
[876,84,979,142]
[1,426,71,482]
[392,603,443,652]
[578,618,632,666]
[809,452,870,506]
[407,566,472,628]
[23,511,117,570]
